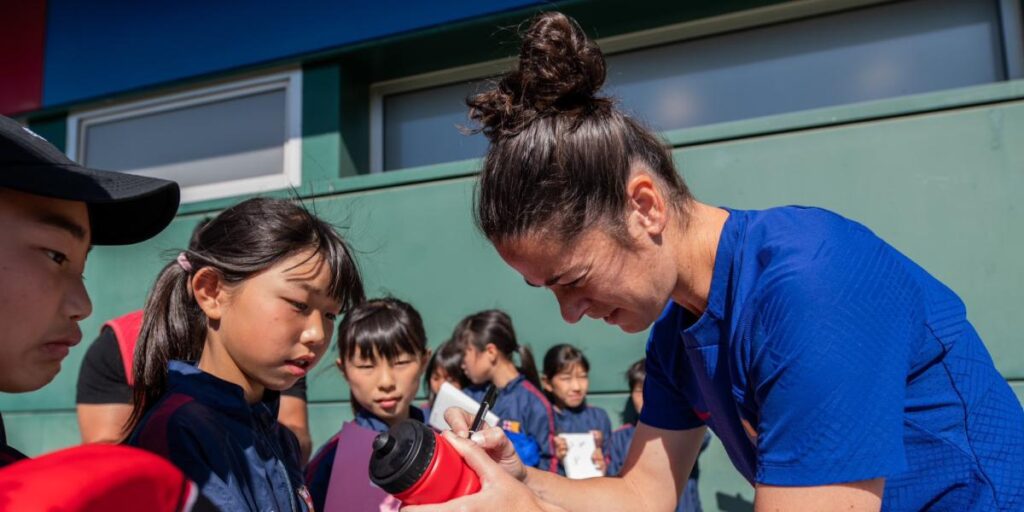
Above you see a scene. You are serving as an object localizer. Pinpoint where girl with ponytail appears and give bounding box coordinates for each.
[126,197,364,512]
[453,310,558,473]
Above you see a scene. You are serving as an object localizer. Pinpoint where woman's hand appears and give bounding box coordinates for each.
[401,431,566,512]
[443,407,528,482]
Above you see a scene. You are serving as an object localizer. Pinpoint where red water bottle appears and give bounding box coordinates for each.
[368,419,482,505]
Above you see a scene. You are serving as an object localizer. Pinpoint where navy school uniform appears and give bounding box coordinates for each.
[642,206,1024,510]
[553,404,613,476]
[128,361,311,512]
[467,375,558,472]
[305,406,425,512]
[0,412,28,468]
[606,424,709,512]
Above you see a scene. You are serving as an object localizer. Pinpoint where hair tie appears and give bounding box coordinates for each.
[176,252,193,273]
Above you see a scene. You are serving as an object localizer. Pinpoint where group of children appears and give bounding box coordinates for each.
[103,197,701,511]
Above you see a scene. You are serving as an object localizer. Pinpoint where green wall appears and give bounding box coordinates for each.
[4,78,1024,512]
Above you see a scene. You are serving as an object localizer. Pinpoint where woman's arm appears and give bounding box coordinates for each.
[409,407,705,512]
[521,423,705,512]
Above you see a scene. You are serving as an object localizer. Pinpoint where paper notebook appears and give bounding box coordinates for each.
[559,432,603,479]
[428,382,500,431]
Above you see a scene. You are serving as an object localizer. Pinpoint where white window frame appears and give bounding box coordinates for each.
[368,0,1022,173]
[67,69,303,204]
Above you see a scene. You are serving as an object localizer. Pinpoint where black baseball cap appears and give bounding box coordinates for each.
[0,114,180,245]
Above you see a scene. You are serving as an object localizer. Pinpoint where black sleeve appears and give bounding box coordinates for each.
[281,376,307,400]
[76,327,132,404]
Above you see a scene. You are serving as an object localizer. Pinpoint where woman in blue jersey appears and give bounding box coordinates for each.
[541,344,611,476]
[407,11,1024,512]
[305,297,430,511]
[455,310,559,473]
[126,198,365,512]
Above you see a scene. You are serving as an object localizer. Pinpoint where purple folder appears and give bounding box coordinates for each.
[323,422,401,512]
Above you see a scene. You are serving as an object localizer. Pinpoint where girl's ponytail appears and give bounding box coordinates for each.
[127,256,207,433]
[454,309,542,389]
[516,343,542,391]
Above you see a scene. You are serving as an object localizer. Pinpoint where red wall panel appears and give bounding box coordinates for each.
[0,0,47,116]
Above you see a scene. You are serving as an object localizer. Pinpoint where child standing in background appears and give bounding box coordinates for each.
[542,344,612,475]
[607,359,707,512]
[126,198,365,512]
[424,338,470,409]
[455,309,558,472]
[305,297,430,512]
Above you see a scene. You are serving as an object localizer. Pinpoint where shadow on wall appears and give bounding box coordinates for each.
[716,492,753,512]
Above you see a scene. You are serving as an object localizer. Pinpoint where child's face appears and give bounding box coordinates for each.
[630,380,644,414]
[196,248,340,401]
[460,342,492,385]
[543,362,589,409]
[343,347,426,425]
[429,366,461,397]
[0,190,93,392]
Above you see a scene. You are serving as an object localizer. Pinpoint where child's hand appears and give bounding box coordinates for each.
[553,435,568,460]
[591,445,607,475]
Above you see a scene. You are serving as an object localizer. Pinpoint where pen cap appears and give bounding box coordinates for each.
[368,420,435,495]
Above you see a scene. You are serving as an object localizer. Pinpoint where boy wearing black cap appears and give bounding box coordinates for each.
[0,114,179,464]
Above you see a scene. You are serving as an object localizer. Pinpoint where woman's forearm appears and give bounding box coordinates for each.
[522,467,651,512]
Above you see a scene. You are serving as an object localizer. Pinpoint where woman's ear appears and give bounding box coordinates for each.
[625,166,669,239]
[191,267,226,321]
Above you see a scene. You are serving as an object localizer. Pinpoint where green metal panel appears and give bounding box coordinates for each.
[3,410,79,457]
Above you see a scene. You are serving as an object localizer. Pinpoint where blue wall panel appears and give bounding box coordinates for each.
[42,0,542,106]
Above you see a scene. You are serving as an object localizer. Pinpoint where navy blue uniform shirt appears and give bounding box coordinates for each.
[129,361,310,512]
[642,206,1024,511]
[467,375,558,472]
[305,406,424,512]
[553,404,613,476]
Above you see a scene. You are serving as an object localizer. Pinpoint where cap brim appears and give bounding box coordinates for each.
[0,163,180,245]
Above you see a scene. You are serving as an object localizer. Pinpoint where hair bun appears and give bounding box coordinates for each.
[468,12,609,140]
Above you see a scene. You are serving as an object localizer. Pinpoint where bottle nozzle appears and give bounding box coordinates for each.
[373,432,396,454]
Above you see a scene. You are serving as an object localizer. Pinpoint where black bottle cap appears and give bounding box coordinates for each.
[368,419,436,495]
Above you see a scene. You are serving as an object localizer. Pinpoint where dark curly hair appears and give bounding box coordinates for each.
[467,11,693,245]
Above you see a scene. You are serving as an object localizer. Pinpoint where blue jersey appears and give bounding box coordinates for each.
[641,206,1024,511]
[554,404,613,440]
[553,404,613,476]
[305,406,424,512]
[128,361,310,512]
[467,375,558,472]
[606,424,706,512]
[0,412,28,468]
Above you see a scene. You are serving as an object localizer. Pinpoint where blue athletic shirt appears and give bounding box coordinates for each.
[641,206,1024,511]
[466,375,559,472]
[129,361,311,512]
[305,406,425,512]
